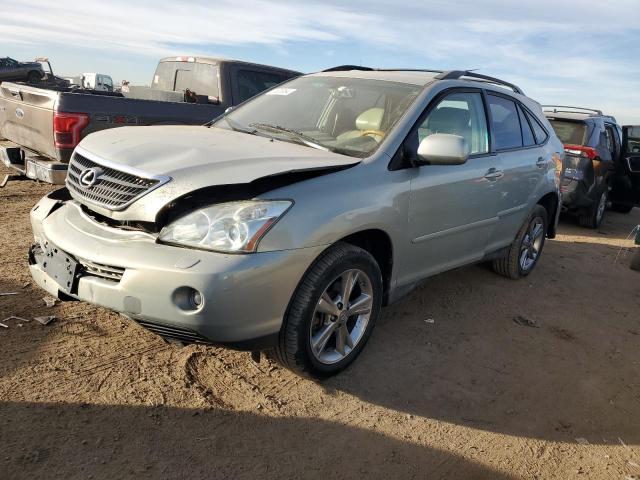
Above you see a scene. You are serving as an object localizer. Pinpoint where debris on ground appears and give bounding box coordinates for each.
[575,437,590,445]
[42,297,58,308]
[21,282,30,288]
[424,318,435,324]
[34,316,56,325]
[0,322,7,328]
[0,292,19,296]
[513,315,540,328]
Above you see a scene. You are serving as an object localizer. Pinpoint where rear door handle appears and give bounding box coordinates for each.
[484,168,504,180]
[536,157,547,168]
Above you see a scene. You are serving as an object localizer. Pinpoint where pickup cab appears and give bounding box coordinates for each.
[0,57,299,183]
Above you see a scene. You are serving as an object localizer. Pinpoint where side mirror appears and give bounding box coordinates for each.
[416,133,470,166]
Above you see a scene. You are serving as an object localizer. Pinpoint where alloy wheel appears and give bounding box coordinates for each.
[519,216,545,272]
[309,269,373,365]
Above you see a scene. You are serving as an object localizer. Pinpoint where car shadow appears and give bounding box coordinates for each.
[325,230,640,445]
[0,401,515,480]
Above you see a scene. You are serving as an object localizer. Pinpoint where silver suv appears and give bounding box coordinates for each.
[28,67,563,377]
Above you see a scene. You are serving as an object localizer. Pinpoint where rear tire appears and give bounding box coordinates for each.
[27,71,41,84]
[271,242,383,378]
[493,205,547,279]
[611,202,634,214]
[579,189,608,228]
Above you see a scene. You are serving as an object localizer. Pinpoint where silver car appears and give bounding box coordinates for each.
[28,67,563,377]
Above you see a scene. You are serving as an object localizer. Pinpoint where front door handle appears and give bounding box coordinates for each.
[536,157,547,168]
[484,168,504,180]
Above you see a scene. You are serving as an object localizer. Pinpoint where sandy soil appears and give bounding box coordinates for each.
[1,164,639,480]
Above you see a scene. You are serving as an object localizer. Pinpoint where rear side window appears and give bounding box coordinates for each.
[152,61,220,98]
[488,94,522,150]
[237,70,287,103]
[526,111,549,144]
[548,119,586,145]
[517,105,535,147]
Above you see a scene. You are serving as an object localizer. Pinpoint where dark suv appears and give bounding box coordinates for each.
[544,106,636,228]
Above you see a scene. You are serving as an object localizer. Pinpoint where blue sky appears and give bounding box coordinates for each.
[2,0,639,124]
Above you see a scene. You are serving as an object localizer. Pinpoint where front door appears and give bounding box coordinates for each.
[406,90,502,283]
[613,125,640,206]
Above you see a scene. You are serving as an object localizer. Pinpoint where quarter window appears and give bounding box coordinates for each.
[488,94,522,150]
[526,110,549,145]
[416,91,489,155]
[518,104,536,147]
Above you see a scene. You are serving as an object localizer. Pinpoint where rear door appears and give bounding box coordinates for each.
[406,89,502,281]
[487,93,550,250]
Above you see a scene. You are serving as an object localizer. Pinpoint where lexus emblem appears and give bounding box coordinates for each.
[79,167,103,188]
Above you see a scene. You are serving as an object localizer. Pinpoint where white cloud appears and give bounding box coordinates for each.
[1,0,638,122]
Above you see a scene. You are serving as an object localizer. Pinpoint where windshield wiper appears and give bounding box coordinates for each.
[220,116,258,135]
[248,123,330,151]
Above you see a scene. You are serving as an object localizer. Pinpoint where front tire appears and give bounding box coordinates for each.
[271,242,383,378]
[493,205,548,279]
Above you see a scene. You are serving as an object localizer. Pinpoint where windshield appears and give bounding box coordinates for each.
[549,119,588,145]
[214,76,422,158]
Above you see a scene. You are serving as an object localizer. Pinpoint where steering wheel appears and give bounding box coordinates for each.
[359,129,385,138]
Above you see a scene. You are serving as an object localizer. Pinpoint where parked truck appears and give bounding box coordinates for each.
[0,57,299,184]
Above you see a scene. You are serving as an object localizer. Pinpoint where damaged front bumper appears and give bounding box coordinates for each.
[28,191,325,349]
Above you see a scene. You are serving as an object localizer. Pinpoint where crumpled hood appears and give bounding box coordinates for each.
[73,125,357,221]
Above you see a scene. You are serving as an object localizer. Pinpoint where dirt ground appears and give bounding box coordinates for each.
[1,164,639,480]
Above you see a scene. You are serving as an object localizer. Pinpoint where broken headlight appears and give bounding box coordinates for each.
[158,200,292,253]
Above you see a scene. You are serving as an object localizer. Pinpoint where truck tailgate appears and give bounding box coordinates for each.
[0,82,57,159]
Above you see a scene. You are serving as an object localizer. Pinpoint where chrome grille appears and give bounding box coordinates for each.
[66,153,167,210]
[79,259,125,282]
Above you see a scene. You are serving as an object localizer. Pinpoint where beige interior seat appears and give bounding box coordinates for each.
[336,107,385,143]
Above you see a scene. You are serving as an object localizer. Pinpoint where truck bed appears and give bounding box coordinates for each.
[0,82,223,164]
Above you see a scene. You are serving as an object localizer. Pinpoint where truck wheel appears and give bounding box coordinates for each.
[611,202,634,214]
[631,248,640,272]
[27,71,42,83]
[579,189,608,228]
[271,242,382,378]
[493,205,547,280]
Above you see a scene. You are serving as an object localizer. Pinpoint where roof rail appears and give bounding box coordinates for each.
[435,70,524,95]
[542,105,603,116]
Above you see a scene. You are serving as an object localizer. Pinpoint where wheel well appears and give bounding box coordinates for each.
[537,192,559,238]
[339,229,393,303]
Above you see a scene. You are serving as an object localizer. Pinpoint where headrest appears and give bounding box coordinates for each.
[356,107,385,131]
[427,107,470,134]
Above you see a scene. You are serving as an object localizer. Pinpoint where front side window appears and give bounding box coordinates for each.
[236,70,286,103]
[217,76,422,158]
[415,91,489,155]
[488,94,522,150]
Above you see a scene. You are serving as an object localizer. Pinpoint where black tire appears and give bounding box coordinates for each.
[271,242,383,378]
[493,205,548,280]
[631,248,640,272]
[579,188,608,228]
[611,202,634,214]
[27,71,42,84]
